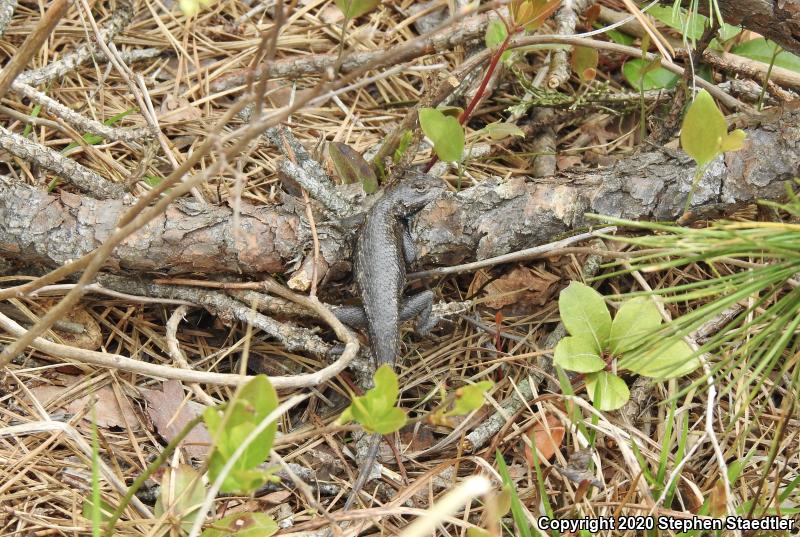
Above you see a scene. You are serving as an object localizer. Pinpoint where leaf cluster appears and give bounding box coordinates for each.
[554,282,698,410]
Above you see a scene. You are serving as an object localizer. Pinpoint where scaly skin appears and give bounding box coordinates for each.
[339,172,444,511]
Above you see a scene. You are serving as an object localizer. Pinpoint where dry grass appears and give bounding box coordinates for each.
[0,0,798,536]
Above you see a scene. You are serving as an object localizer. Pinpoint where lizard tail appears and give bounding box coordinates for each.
[343,432,382,511]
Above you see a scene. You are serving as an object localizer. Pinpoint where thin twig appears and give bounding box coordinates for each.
[0,0,69,99]
[408,227,616,279]
[0,125,126,199]
[10,80,151,142]
[165,305,216,406]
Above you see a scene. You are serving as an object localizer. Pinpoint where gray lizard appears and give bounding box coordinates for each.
[333,171,444,511]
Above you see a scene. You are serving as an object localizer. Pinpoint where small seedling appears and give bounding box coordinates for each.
[203,375,280,493]
[680,89,746,214]
[338,364,407,434]
[554,282,700,410]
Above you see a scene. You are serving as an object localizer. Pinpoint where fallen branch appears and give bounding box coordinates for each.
[1,108,796,276]
[10,81,152,142]
[0,0,69,99]
[210,9,495,92]
[15,0,134,87]
[16,47,162,87]
[0,128,126,199]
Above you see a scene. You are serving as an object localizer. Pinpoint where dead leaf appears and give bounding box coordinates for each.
[399,423,435,452]
[524,414,565,463]
[260,490,292,505]
[478,266,559,311]
[55,307,102,351]
[319,5,344,23]
[30,377,139,430]
[708,479,728,517]
[581,121,618,146]
[556,155,583,171]
[140,380,211,460]
[159,95,202,122]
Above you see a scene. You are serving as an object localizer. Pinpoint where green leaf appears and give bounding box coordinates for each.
[571,46,599,83]
[604,27,635,46]
[585,371,630,411]
[450,380,494,416]
[477,121,525,141]
[339,364,407,435]
[485,19,507,49]
[419,108,465,163]
[731,38,800,73]
[553,336,606,373]
[648,5,707,41]
[334,0,379,19]
[620,337,700,379]
[558,281,612,352]
[23,103,42,138]
[179,0,201,15]
[680,89,728,166]
[201,512,279,537]
[608,297,663,355]
[393,130,413,165]
[154,465,206,534]
[81,498,115,523]
[647,6,740,43]
[622,59,679,91]
[329,141,378,194]
[62,107,138,153]
[720,129,746,152]
[495,451,533,537]
[204,375,279,494]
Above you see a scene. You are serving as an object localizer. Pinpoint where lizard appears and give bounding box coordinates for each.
[332,171,445,512]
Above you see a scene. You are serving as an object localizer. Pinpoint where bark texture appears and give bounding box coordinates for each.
[1,110,798,278]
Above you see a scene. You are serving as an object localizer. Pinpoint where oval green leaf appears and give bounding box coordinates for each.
[609,297,663,355]
[572,46,599,83]
[558,281,612,352]
[201,512,279,537]
[681,89,728,166]
[732,38,800,73]
[585,371,630,411]
[329,141,378,193]
[334,0,379,19]
[622,59,679,91]
[620,337,700,379]
[553,336,606,373]
[478,121,525,141]
[419,108,465,163]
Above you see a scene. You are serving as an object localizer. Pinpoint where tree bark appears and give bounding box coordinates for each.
[1,110,798,279]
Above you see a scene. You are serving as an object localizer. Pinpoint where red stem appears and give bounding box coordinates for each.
[424,29,515,173]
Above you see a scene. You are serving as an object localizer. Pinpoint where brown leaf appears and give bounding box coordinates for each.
[30,377,139,430]
[55,307,102,351]
[556,155,583,171]
[159,95,202,122]
[140,380,211,460]
[478,266,559,311]
[524,414,565,463]
[399,423,435,452]
[708,479,728,517]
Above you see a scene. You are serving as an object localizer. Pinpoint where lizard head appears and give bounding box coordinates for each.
[384,172,445,216]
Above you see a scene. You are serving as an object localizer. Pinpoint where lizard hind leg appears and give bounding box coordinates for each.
[400,290,438,335]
